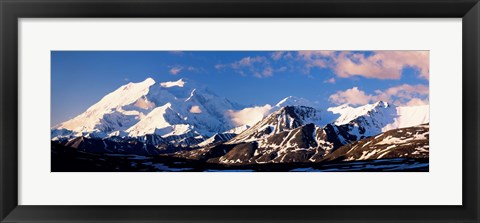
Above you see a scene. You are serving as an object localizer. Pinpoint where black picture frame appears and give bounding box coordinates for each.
[1,0,479,222]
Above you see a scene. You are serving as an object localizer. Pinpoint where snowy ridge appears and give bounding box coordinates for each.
[52,78,429,159]
[225,125,250,134]
[160,79,185,88]
[326,101,429,140]
[382,105,430,131]
[197,133,237,147]
[216,123,335,164]
[218,101,430,164]
[54,78,156,134]
[126,103,193,137]
[327,101,429,130]
[195,125,250,147]
[228,105,323,144]
[328,101,394,125]
[275,96,318,109]
[323,123,429,161]
[52,78,242,144]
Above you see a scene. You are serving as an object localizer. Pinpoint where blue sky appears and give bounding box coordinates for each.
[51,51,429,126]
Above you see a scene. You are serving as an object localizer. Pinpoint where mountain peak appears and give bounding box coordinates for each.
[276,96,294,106]
[160,79,186,88]
[328,103,351,111]
[228,105,322,143]
[124,77,156,89]
[372,100,389,108]
[276,105,320,121]
[327,100,396,127]
[143,77,156,85]
[275,96,316,108]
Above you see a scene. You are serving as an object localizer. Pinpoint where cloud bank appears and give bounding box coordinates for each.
[297,51,429,80]
[216,51,429,80]
[329,84,429,106]
[215,56,288,78]
[226,105,272,126]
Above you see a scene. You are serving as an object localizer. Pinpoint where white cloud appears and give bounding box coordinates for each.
[169,65,203,75]
[405,98,429,106]
[333,51,429,80]
[226,105,272,126]
[189,105,202,114]
[255,67,273,78]
[295,51,429,80]
[214,64,226,69]
[329,87,373,106]
[324,78,336,84]
[277,66,288,72]
[216,56,274,78]
[169,66,183,75]
[215,51,429,80]
[329,84,429,106]
[231,56,267,69]
[374,84,429,103]
[295,51,336,73]
[271,51,292,61]
[271,51,285,60]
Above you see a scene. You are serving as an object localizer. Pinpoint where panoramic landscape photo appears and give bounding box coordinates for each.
[51,51,429,172]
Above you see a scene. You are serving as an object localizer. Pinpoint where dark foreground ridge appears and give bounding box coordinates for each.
[52,142,428,172]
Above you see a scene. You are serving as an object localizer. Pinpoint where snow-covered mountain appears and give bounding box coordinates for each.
[227,101,429,147]
[326,102,429,143]
[173,105,345,164]
[173,105,332,163]
[228,105,323,144]
[54,78,157,138]
[172,102,430,164]
[328,101,394,125]
[322,123,429,162]
[52,78,429,162]
[382,105,429,131]
[223,102,406,164]
[174,105,328,162]
[275,96,319,109]
[52,78,242,144]
[225,125,251,134]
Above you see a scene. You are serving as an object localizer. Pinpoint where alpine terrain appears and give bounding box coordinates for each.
[52,77,430,172]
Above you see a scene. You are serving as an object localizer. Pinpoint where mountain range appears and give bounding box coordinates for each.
[51,77,429,165]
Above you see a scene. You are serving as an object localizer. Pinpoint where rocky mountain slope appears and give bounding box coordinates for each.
[322,123,429,161]
[52,78,430,163]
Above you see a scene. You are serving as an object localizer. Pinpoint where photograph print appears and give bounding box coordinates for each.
[51,51,429,172]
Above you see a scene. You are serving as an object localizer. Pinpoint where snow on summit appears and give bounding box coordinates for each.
[275,96,317,108]
[328,101,394,125]
[55,77,157,133]
[160,78,185,88]
[382,105,429,131]
[126,103,184,137]
[326,101,429,135]
[53,77,242,140]
[52,78,429,145]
